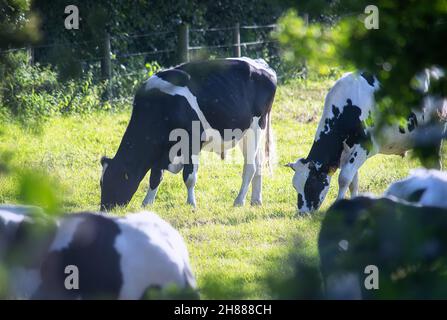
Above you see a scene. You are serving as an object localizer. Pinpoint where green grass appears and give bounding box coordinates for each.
[1,77,445,299]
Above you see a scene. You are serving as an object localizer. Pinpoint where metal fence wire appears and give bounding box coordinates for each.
[1,23,295,102]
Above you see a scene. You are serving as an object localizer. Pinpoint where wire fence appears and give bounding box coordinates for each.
[0,23,292,103]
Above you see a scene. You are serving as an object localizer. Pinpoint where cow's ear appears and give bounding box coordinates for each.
[285,162,296,171]
[101,156,112,167]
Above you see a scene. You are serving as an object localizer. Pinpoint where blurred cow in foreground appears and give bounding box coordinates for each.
[319,196,447,299]
[0,205,196,299]
[385,169,447,209]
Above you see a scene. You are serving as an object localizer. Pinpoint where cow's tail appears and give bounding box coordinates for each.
[264,108,277,174]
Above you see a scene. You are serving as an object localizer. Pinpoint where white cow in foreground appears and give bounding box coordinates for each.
[385,169,447,209]
[0,205,196,299]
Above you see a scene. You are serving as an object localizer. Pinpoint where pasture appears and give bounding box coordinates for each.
[1,77,443,299]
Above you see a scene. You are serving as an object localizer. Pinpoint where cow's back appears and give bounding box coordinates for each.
[315,72,378,143]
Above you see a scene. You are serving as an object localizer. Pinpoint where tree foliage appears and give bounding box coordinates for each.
[277,0,447,164]
[0,0,40,50]
[31,0,286,77]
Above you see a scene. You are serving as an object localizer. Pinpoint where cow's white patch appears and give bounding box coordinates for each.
[325,272,362,299]
[115,212,195,299]
[49,217,84,251]
[0,209,27,225]
[101,162,109,183]
[142,188,158,206]
[338,240,349,251]
[385,169,447,209]
[337,144,369,200]
[145,75,218,140]
[414,67,444,93]
[291,160,311,212]
[185,164,198,207]
[234,117,263,206]
[319,176,331,203]
[0,208,32,253]
[227,57,277,82]
[0,205,44,217]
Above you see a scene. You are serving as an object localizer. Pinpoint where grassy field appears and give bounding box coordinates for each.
[1,77,445,299]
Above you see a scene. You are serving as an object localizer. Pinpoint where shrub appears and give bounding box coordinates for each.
[0,52,110,125]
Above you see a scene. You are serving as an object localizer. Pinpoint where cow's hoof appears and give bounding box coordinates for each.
[233,199,245,207]
[142,200,153,207]
[187,201,196,208]
[251,200,262,206]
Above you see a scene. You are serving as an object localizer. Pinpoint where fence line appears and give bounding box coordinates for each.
[111,30,175,40]
[114,48,175,59]
[1,22,280,103]
[0,23,277,55]
[240,24,277,30]
[190,26,235,33]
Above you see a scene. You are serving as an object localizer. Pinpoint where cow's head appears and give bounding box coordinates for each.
[286,158,331,214]
[100,156,139,211]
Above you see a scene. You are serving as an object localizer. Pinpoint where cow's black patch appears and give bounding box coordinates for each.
[303,166,329,211]
[297,193,304,210]
[157,69,191,87]
[332,104,340,117]
[349,158,355,163]
[406,188,426,203]
[308,99,370,170]
[399,112,418,134]
[407,112,418,132]
[34,213,123,299]
[361,72,375,87]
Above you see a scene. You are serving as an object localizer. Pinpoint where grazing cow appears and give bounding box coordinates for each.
[0,205,196,299]
[385,168,447,209]
[100,57,277,210]
[286,71,446,213]
[319,196,447,299]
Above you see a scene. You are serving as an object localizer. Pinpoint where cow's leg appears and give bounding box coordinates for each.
[251,144,263,206]
[348,172,359,197]
[337,144,369,200]
[183,161,198,207]
[234,119,262,206]
[436,137,444,170]
[142,168,164,206]
[440,139,444,170]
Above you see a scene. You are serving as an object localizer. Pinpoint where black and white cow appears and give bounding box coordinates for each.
[0,205,196,299]
[287,71,446,213]
[319,196,447,299]
[100,57,277,210]
[385,168,447,209]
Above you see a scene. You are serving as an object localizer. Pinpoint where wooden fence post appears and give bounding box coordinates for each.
[304,13,309,26]
[233,23,241,57]
[178,23,189,63]
[101,32,112,102]
[27,46,34,65]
